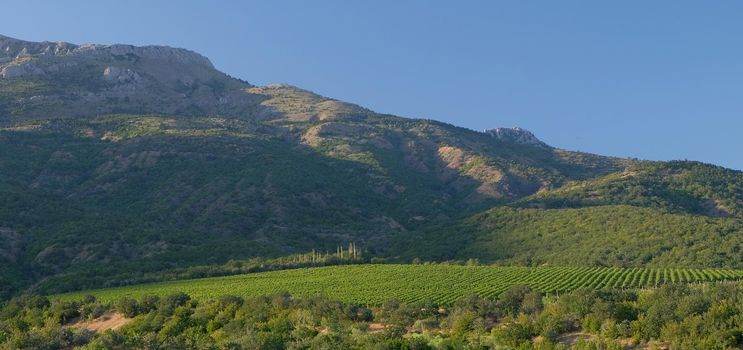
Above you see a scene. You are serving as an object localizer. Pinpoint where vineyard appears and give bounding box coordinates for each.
[56,264,743,305]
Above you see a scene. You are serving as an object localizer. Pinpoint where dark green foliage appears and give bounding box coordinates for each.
[115,298,139,318]
[0,115,413,297]
[498,285,542,316]
[6,284,743,349]
[492,321,533,348]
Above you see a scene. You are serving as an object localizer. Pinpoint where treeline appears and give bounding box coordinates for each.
[3,283,743,349]
[33,246,370,296]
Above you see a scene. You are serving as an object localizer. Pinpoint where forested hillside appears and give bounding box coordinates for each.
[1,34,742,298]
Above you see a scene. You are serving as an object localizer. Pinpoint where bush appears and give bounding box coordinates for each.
[492,322,533,348]
[115,298,139,318]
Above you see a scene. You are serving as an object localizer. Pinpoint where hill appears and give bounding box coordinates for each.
[1,35,742,298]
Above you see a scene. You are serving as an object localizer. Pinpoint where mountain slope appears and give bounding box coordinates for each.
[0,35,742,297]
[401,205,742,267]
[516,161,743,217]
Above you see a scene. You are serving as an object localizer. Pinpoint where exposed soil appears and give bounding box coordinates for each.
[70,312,131,332]
[556,332,596,347]
[368,323,387,333]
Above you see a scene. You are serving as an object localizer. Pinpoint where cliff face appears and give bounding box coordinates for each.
[0,35,214,75]
[485,127,547,147]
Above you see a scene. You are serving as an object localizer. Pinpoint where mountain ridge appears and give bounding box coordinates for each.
[0,34,214,69]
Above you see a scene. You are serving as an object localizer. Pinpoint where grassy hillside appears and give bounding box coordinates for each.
[404,205,743,268]
[55,264,743,305]
[517,161,743,217]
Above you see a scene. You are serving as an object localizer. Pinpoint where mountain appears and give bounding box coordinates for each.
[1,35,742,298]
[0,34,267,119]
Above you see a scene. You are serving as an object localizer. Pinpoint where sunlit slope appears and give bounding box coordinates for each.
[404,205,743,267]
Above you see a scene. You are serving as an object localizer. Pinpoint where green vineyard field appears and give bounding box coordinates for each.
[56,264,743,305]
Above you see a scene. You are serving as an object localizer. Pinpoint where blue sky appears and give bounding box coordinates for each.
[3,1,742,169]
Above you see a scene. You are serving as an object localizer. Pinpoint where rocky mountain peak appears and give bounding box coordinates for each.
[0,34,258,120]
[484,127,547,147]
[0,34,213,68]
[72,43,214,68]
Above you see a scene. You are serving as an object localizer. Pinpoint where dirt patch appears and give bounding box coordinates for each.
[437,146,467,170]
[617,337,637,348]
[556,332,596,347]
[437,145,506,199]
[368,323,387,333]
[71,312,131,332]
[621,170,639,178]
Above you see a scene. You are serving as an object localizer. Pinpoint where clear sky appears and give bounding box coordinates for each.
[3,1,742,169]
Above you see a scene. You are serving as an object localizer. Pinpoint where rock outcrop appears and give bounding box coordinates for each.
[484,127,547,147]
[0,34,263,120]
[0,34,213,68]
